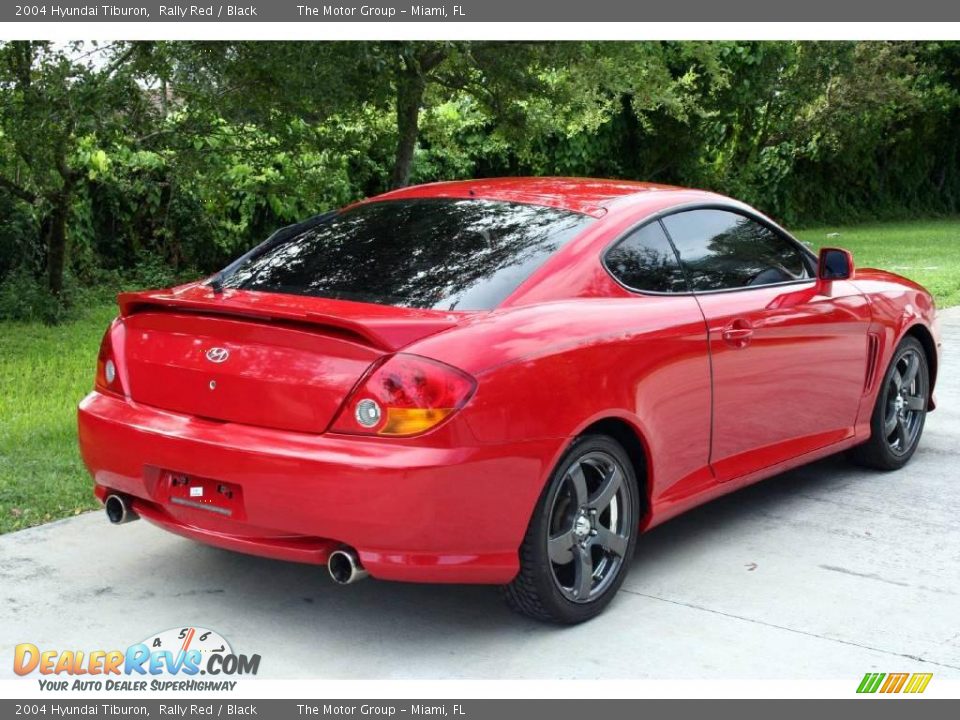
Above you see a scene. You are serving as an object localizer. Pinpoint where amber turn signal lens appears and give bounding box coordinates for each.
[380,408,456,436]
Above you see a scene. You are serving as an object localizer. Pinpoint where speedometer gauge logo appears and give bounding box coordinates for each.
[141,626,233,668]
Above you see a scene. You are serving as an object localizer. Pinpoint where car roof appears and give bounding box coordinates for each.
[359,177,723,217]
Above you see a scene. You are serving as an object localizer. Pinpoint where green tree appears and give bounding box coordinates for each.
[3,40,960,322]
[0,41,157,298]
[165,41,579,189]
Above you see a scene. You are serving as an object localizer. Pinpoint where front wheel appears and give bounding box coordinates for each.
[849,336,929,471]
[502,434,640,624]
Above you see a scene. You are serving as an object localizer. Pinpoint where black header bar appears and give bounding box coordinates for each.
[5,0,960,22]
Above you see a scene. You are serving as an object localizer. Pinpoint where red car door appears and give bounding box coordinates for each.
[660,208,871,482]
[602,219,714,503]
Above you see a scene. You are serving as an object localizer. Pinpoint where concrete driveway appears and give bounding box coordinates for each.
[2,309,958,680]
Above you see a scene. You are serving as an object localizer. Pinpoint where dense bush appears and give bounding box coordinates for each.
[1,40,959,322]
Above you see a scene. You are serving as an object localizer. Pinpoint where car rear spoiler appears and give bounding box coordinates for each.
[117,290,465,352]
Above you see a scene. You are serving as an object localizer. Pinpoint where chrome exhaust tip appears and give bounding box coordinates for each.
[105,494,138,525]
[328,549,369,585]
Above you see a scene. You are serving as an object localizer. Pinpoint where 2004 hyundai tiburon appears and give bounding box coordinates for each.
[79,177,939,623]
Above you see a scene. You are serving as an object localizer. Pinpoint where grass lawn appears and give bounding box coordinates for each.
[795,218,960,309]
[0,304,117,533]
[1,217,958,535]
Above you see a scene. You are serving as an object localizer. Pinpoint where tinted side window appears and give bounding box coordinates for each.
[661,210,812,291]
[605,221,688,293]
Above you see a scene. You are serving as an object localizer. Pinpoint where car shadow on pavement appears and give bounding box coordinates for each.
[632,453,857,564]
[157,452,859,647]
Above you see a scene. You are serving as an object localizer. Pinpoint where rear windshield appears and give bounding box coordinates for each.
[221,199,594,311]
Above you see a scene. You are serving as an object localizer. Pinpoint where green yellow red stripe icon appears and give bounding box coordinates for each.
[857,672,933,694]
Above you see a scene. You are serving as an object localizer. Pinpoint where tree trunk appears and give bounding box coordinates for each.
[389,65,427,189]
[46,190,71,297]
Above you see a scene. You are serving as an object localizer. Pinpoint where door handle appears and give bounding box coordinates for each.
[722,321,754,348]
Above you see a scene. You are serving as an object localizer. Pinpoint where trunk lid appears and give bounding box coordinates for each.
[116,284,468,433]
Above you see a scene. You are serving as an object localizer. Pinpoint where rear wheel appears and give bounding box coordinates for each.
[502,434,640,624]
[849,336,929,471]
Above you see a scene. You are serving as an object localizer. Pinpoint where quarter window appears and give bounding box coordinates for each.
[661,209,812,291]
[605,221,688,293]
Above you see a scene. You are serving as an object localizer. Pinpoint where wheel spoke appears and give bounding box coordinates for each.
[895,416,909,449]
[904,394,925,412]
[548,530,576,565]
[573,545,593,599]
[567,463,588,507]
[590,465,622,511]
[891,369,903,392]
[883,411,898,437]
[902,353,920,387]
[593,526,628,557]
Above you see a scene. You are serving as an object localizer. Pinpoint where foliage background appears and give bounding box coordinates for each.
[1,40,959,322]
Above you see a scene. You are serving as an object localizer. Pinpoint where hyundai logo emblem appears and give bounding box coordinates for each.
[205,347,230,363]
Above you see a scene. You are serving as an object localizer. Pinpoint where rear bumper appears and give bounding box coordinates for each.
[78,391,559,584]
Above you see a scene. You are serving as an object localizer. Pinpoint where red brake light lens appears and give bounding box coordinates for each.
[331,354,476,437]
[95,321,125,397]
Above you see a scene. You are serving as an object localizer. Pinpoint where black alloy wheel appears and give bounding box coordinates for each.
[849,336,929,471]
[502,434,640,624]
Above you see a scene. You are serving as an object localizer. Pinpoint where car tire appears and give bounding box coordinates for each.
[848,336,929,471]
[501,434,641,624]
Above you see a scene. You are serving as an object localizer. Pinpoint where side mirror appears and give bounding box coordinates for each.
[818,247,854,281]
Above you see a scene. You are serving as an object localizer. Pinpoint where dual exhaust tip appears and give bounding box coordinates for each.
[105,493,367,585]
[328,549,368,585]
[105,494,138,525]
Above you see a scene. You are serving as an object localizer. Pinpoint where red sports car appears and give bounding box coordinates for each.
[78,178,940,623]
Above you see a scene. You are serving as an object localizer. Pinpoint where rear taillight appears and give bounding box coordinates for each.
[95,320,125,397]
[330,353,476,437]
